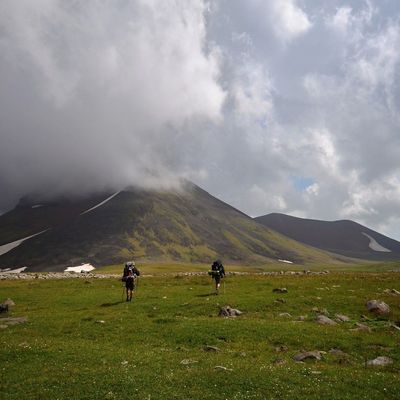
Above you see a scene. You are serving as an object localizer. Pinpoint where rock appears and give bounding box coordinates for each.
[274,298,286,303]
[204,345,220,352]
[351,322,371,332]
[180,359,198,365]
[273,288,288,293]
[278,312,292,318]
[0,304,8,313]
[335,314,350,322]
[329,348,345,355]
[0,324,8,329]
[367,356,393,367]
[218,306,242,317]
[273,358,287,366]
[293,351,323,362]
[0,317,28,325]
[214,365,233,371]
[384,289,400,296]
[316,315,337,325]
[275,345,288,352]
[3,298,15,306]
[297,315,307,321]
[95,320,105,324]
[366,300,390,316]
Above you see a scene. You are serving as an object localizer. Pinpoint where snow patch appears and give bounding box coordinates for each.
[65,263,95,273]
[278,259,293,264]
[0,267,28,274]
[0,230,49,257]
[31,204,43,208]
[362,232,391,252]
[80,191,121,215]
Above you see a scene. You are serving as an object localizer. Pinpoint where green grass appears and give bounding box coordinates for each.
[1,272,400,399]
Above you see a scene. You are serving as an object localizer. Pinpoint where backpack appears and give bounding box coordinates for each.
[122,262,140,282]
[208,260,225,277]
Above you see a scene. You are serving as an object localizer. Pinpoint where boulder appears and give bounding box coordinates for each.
[367,356,393,367]
[316,315,337,325]
[351,322,371,332]
[335,314,350,322]
[273,288,288,293]
[366,300,390,316]
[218,306,242,317]
[203,345,220,352]
[3,298,15,306]
[0,317,28,325]
[293,351,324,362]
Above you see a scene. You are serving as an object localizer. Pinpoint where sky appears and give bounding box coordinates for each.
[1,0,400,239]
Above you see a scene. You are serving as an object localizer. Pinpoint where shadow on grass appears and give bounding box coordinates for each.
[196,293,216,297]
[100,301,125,307]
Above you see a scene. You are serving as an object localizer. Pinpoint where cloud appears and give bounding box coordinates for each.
[268,0,312,42]
[0,0,224,208]
[2,0,400,242]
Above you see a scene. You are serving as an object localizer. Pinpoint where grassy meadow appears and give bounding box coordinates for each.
[1,271,400,399]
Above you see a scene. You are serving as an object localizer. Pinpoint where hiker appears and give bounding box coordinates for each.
[208,259,225,295]
[122,261,140,302]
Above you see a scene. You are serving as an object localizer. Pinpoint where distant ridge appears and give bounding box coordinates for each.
[0,183,345,271]
[255,213,400,261]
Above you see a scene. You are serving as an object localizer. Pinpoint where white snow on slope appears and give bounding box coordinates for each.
[362,232,392,252]
[80,191,121,215]
[0,230,49,257]
[2,266,28,273]
[278,259,293,264]
[31,204,43,208]
[65,263,95,272]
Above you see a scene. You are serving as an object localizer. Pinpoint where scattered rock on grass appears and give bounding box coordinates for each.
[297,315,307,321]
[204,345,220,352]
[218,306,242,317]
[279,312,292,318]
[0,304,8,313]
[274,298,286,303]
[335,314,350,322]
[3,298,15,307]
[275,345,288,353]
[366,300,390,316]
[293,351,324,362]
[180,359,198,365]
[273,358,287,366]
[351,322,371,332]
[273,288,288,293]
[367,356,393,367]
[0,317,28,325]
[384,289,400,296]
[316,315,337,325]
[214,365,233,371]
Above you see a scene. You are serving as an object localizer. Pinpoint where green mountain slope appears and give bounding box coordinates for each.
[0,183,348,271]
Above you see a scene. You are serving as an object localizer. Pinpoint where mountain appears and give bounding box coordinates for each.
[0,183,345,271]
[255,213,400,261]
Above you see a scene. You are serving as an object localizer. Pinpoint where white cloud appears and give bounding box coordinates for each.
[268,0,312,42]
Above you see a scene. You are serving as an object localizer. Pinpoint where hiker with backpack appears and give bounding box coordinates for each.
[122,261,140,302]
[208,259,225,295]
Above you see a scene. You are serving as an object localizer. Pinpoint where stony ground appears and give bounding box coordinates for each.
[1,272,400,399]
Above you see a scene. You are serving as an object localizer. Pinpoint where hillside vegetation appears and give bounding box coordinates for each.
[0,183,350,271]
